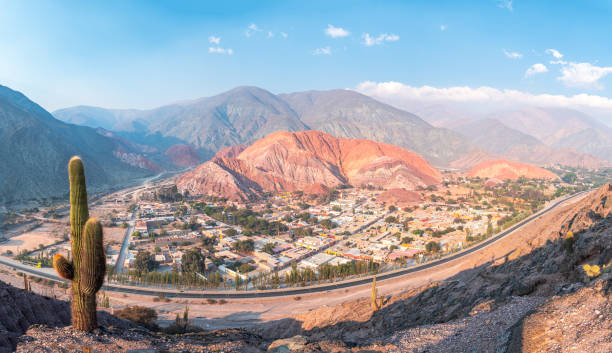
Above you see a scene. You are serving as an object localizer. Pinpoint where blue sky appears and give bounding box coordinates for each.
[1,0,612,113]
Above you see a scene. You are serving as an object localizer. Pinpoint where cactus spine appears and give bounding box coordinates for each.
[53,157,106,332]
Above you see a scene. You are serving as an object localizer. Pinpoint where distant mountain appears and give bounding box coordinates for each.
[56,87,477,166]
[279,90,476,166]
[487,107,612,162]
[467,159,559,181]
[0,85,155,204]
[177,131,441,201]
[451,118,609,169]
[164,144,201,167]
[453,118,541,155]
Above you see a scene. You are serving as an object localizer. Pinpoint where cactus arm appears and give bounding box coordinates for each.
[80,218,106,295]
[68,156,88,269]
[53,254,74,280]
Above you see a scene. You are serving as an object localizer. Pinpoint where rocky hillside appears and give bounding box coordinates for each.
[177,131,442,201]
[467,159,559,181]
[0,85,155,204]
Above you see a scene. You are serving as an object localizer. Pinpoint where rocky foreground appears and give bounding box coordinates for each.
[2,184,612,352]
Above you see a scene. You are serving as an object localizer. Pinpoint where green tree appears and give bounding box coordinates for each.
[319,219,337,230]
[425,241,441,253]
[562,172,577,184]
[134,251,157,273]
[181,248,206,274]
[223,228,238,237]
[263,242,278,254]
[385,216,398,223]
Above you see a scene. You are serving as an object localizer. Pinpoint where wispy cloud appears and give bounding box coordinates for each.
[208,36,233,55]
[209,47,233,55]
[525,63,548,77]
[440,25,447,31]
[356,80,612,111]
[362,33,400,46]
[245,23,262,37]
[312,46,331,55]
[497,0,513,11]
[503,49,522,59]
[325,24,350,38]
[546,49,567,65]
[280,32,288,38]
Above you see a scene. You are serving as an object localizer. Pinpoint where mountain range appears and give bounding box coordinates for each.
[55,86,612,169]
[3,83,612,204]
[54,86,477,166]
[0,85,170,204]
[176,130,442,201]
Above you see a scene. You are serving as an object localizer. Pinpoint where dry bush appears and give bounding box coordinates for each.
[114,306,159,331]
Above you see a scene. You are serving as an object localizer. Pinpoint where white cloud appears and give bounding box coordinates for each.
[503,49,522,59]
[208,36,221,45]
[267,31,274,38]
[245,23,262,37]
[281,32,288,38]
[525,63,548,77]
[546,48,563,59]
[355,80,612,111]
[362,33,400,46]
[325,24,350,38]
[440,25,447,31]
[209,47,234,55]
[558,62,612,89]
[497,0,513,11]
[312,46,331,55]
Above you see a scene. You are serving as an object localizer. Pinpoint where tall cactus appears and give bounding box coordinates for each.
[53,156,106,332]
[371,275,379,311]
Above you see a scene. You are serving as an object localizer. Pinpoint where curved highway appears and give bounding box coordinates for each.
[0,191,587,299]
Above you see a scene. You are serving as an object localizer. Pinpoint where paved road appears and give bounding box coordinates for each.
[0,191,586,299]
[114,208,138,273]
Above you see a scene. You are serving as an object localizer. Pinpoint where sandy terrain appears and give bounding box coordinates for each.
[0,223,65,254]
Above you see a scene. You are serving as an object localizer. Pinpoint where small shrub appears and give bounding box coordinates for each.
[583,264,601,278]
[563,231,576,253]
[206,298,217,304]
[293,296,301,301]
[114,306,159,331]
[218,299,227,304]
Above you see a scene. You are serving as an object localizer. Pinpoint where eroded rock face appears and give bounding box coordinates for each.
[164,144,201,167]
[176,131,442,201]
[467,159,559,181]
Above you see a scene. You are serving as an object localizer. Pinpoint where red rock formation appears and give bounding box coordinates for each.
[177,131,442,201]
[467,159,559,181]
[164,144,200,167]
